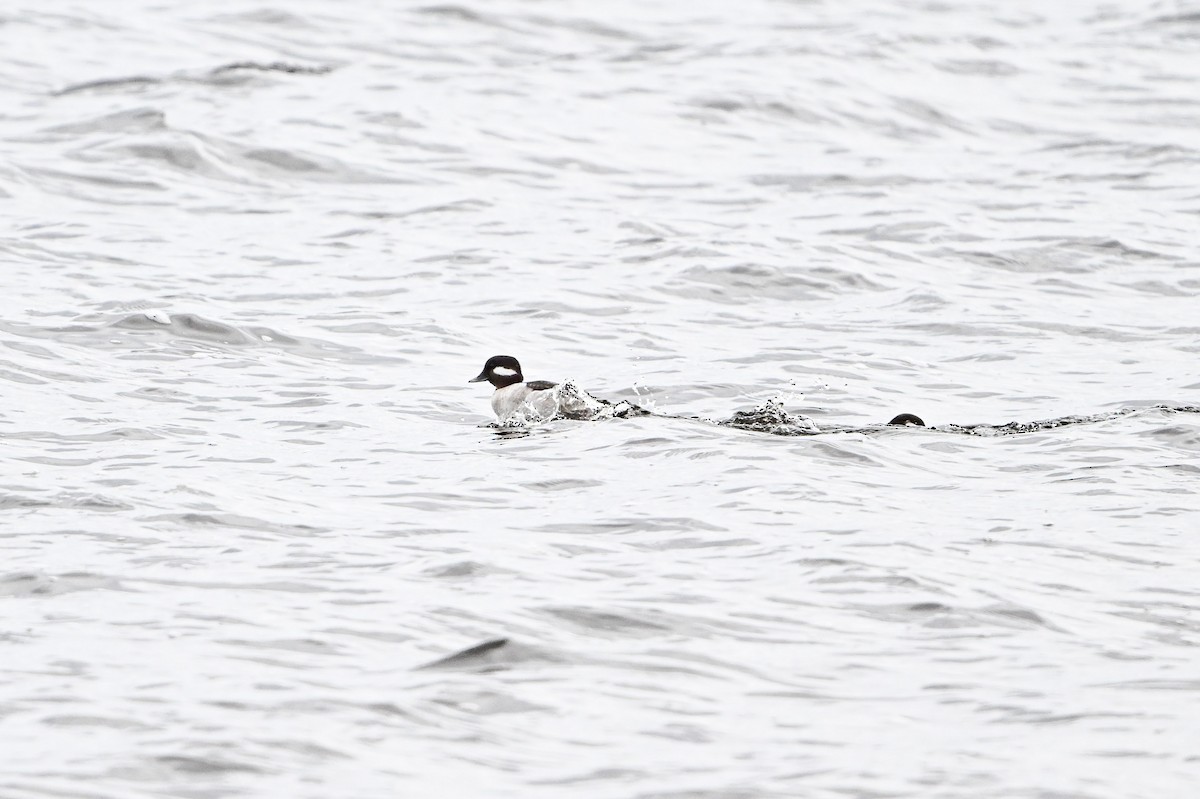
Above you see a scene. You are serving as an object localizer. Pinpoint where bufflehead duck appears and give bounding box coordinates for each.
[470,355,648,423]
[469,355,560,423]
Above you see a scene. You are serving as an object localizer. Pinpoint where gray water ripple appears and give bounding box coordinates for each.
[1,313,383,363]
[0,572,123,598]
[53,62,333,97]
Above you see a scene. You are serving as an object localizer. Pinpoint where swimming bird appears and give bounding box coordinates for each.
[469,355,646,423]
[887,413,926,427]
[469,355,561,423]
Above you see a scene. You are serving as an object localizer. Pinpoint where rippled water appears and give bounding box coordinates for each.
[3,1,1199,797]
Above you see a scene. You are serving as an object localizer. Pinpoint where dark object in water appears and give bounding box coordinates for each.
[887,413,926,427]
[717,400,1200,438]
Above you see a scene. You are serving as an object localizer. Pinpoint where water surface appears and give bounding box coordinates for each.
[2,1,1199,797]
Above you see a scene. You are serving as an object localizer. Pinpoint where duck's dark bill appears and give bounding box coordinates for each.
[468,372,489,383]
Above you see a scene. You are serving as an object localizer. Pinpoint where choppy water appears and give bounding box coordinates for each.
[2,1,1199,797]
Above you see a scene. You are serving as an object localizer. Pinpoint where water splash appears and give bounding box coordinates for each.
[496,380,650,427]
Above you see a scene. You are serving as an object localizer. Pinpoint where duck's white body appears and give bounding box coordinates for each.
[472,355,643,425]
[491,382,559,423]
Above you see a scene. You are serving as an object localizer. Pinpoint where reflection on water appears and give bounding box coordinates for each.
[2,1,1199,797]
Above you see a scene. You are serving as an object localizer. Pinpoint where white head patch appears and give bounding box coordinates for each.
[493,366,518,377]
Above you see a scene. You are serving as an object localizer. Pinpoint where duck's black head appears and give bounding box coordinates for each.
[887,413,926,427]
[469,355,524,389]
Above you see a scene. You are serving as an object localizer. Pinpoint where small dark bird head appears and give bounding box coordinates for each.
[887,413,926,427]
[469,355,524,388]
